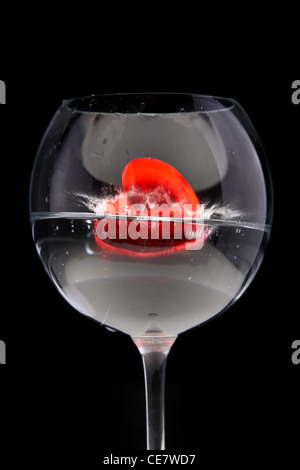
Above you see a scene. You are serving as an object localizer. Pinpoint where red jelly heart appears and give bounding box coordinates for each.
[95,158,206,256]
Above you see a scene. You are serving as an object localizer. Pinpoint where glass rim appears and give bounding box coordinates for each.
[63,92,237,115]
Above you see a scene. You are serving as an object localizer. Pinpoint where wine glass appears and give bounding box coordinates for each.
[29,93,273,450]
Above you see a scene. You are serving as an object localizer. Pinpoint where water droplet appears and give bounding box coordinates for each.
[236,245,240,248]
[188,276,192,281]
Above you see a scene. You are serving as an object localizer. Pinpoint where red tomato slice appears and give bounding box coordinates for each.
[122,157,199,207]
[95,158,207,256]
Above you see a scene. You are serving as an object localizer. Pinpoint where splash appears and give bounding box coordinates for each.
[201,201,244,223]
[70,158,247,255]
[72,189,244,223]
[72,190,122,215]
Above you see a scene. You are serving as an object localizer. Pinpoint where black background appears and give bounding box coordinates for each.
[0,28,299,464]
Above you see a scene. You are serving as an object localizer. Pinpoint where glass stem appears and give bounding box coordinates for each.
[132,336,177,450]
